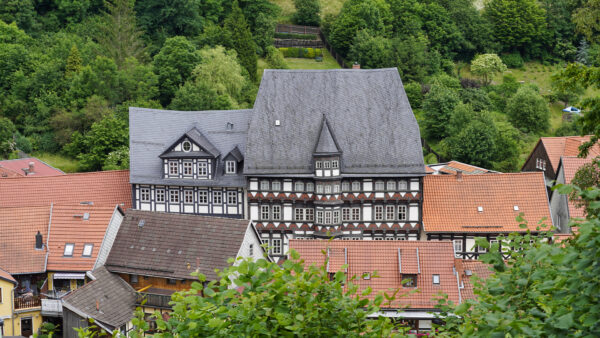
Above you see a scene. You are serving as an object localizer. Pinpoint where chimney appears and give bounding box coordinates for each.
[35,231,43,249]
[28,162,34,174]
[352,62,360,69]
[456,171,463,181]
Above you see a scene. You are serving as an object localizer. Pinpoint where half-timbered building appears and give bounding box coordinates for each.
[245,69,426,259]
[129,108,251,218]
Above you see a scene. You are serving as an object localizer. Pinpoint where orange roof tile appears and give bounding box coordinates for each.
[423,173,552,233]
[290,240,460,309]
[0,170,131,208]
[0,206,50,274]
[46,204,119,272]
[0,158,64,177]
[427,161,494,175]
[537,136,599,172]
[458,260,493,300]
[0,166,21,178]
[561,156,596,219]
[0,267,17,284]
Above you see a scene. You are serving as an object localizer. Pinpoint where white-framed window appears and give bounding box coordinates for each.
[261,205,269,220]
[169,190,179,203]
[227,191,237,204]
[183,161,193,176]
[295,208,304,221]
[333,185,340,193]
[542,160,546,171]
[295,181,304,192]
[352,181,360,191]
[306,182,314,192]
[387,181,396,191]
[316,211,323,223]
[213,191,222,204]
[198,162,208,176]
[260,181,269,191]
[342,182,350,191]
[342,208,350,221]
[182,140,192,152]
[156,189,165,203]
[272,205,281,220]
[374,237,384,241]
[398,180,407,190]
[333,210,340,223]
[225,161,236,174]
[198,190,208,204]
[453,240,463,258]
[82,243,93,257]
[64,243,74,257]
[374,205,384,220]
[352,208,360,221]
[305,208,314,221]
[324,161,331,169]
[271,239,282,255]
[375,181,385,191]
[433,274,440,285]
[398,205,407,220]
[324,185,332,194]
[261,238,269,247]
[140,188,150,202]
[315,161,322,169]
[316,185,323,194]
[272,181,281,191]
[183,190,194,204]
[169,161,178,175]
[325,211,332,224]
[386,205,395,220]
[332,160,339,168]
[249,244,254,256]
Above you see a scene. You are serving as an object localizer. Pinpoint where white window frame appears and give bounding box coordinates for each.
[324,211,332,224]
[82,243,93,257]
[271,239,282,255]
[213,191,222,204]
[169,190,180,203]
[198,190,208,204]
[169,161,178,175]
[333,185,340,193]
[140,188,150,202]
[182,140,192,152]
[352,208,360,221]
[342,208,350,221]
[323,161,331,169]
[387,181,396,191]
[316,185,323,194]
[155,189,165,203]
[398,205,407,220]
[305,208,314,221]
[433,274,440,285]
[398,180,408,190]
[316,211,323,223]
[324,185,332,194]
[332,160,339,169]
[333,210,340,223]
[352,181,360,191]
[261,205,269,220]
[375,181,385,191]
[295,208,304,221]
[183,190,194,204]
[272,181,281,191]
[315,161,322,169]
[342,182,350,192]
[260,181,269,191]
[386,205,395,220]
[198,162,208,177]
[183,161,193,176]
[374,205,384,221]
[227,191,237,204]
[64,243,74,257]
[225,161,236,174]
[453,240,463,258]
[306,182,314,192]
[295,181,304,192]
[272,205,281,220]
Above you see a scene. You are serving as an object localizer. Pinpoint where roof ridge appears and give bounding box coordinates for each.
[263,68,398,73]
[129,107,252,114]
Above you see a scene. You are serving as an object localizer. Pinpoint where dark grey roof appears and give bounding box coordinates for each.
[225,146,244,162]
[245,69,426,175]
[314,116,341,155]
[105,209,255,281]
[129,108,251,187]
[62,266,136,329]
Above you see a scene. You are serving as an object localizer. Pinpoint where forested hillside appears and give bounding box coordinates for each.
[0,0,598,172]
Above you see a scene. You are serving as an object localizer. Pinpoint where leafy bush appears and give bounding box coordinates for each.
[265,46,288,69]
[292,0,321,26]
[278,47,323,58]
[501,52,524,68]
[15,133,32,153]
[274,32,318,40]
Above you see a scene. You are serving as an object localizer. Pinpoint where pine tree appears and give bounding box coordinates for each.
[224,1,257,82]
[576,39,590,65]
[65,45,82,78]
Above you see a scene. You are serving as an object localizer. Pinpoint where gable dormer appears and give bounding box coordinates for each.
[160,128,221,180]
[313,116,341,177]
[223,145,244,175]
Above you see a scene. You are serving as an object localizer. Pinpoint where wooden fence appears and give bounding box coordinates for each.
[274,39,324,48]
[319,30,347,69]
[274,24,348,68]
[276,24,320,35]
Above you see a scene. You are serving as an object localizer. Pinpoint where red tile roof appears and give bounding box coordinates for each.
[423,173,552,233]
[0,170,131,208]
[0,206,50,274]
[427,161,494,175]
[0,166,21,178]
[561,156,595,219]
[289,240,461,309]
[0,158,64,177]
[456,260,493,300]
[537,136,599,172]
[46,204,119,272]
[0,267,17,284]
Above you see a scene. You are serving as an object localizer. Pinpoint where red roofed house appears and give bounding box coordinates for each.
[0,158,64,178]
[0,170,132,208]
[290,240,462,334]
[426,161,497,175]
[423,172,553,259]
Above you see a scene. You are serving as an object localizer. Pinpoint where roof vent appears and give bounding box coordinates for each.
[80,201,94,205]
[465,270,472,276]
[83,212,90,220]
[514,205,519,211]
[73,214,83,218]
[477,206,483,212]
[35,231,43,250]
[275,119,281,126]
[138,220,145,228]
[226,122,234,131]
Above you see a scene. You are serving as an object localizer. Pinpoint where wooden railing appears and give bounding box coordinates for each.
[14,295,42,310]
[276,24,320,35]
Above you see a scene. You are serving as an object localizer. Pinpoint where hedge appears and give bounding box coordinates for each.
[278,47,324,58]
[274,33,318,40]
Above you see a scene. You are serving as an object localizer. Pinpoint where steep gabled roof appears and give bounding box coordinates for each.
[105,210,255,281]
[524,136,599,172]
[224,145,244,162]
[314,116,341,155]
[423,173,552,233]
[0,158,64,177]
[561,156,596,219]
[160,127,221,159]
[290,240,460,309]
[245,69,425,175]
[457,260,493,300]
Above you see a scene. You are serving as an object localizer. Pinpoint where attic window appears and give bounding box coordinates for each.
[513,205,519,211]
[363,272,371,280]
[182,141,192,152]
[83,212,90,220]
[82,244,93,257]
[477,206,483,212]
[275,120,281,126]
[433,274,440,285]
[64,243,74,257]
[226,161,236,174]
[226,122,234,131]
[401,274,417,288]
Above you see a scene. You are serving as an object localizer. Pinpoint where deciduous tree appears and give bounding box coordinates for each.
[506,86,550,134]
[470,53,507,85]
[293,0,321,26]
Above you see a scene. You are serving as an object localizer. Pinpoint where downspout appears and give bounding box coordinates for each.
[455,268,462,304]
[11,290,15,336]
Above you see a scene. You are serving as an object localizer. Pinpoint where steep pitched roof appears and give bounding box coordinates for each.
[225,145,244,162]
[62,266,136,329]
[129,107,251,187]
[0,158,64,177]
[0,170,131,208]
[105,210,254,281]
[423,173,552,233]
[160,127,221,158]
[314,116,341,155]
[0,206,50,274]
[46,205,121,272]
[456,260,493,300]
[530,136,600,172]
[561,156,595,219]
[0,267,17,284]
[290,240,460,309]
[245,69,425,175]
[427,161,495,175]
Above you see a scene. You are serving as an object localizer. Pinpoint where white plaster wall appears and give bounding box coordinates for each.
[94,208,124,269]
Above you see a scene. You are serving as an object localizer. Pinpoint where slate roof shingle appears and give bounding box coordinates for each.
[0,158,64,177]
[62,266,136,329]
[291,240,460,309]
[245,69,425,175]
[105,210,252,281]
[423,173,553,233]
[0,170,131,208]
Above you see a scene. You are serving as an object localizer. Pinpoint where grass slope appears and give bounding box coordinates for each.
[258,49,341,80]
[32,152,80,173]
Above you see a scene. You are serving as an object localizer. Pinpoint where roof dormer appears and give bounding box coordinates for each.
[223,145,244,175]
[159,127,220,159]
[314,116,341,177]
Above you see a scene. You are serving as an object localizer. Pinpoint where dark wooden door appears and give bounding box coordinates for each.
[21,317,33,337]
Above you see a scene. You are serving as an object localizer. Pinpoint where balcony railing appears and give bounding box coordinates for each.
[41,298,63,316]
[136,292,172,309]
[14,295,42,310]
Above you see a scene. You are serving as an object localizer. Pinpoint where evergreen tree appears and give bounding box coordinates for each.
[293,0,321,26]
[65,45,82,78]
[576,39,590,65]
[224,1,257,82]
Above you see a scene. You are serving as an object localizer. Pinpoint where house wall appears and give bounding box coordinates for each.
[235,224,265,262]
[119,274,190,292]
[0,279,14,335]
[550,165,570,233]
[522,143,555,182]
[94,208,125,269]
[4,308,43,337]
[62,307,88,338]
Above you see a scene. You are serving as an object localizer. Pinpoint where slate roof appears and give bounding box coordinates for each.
[0,170,131,208]
[245,69,425,176]
[423,173,553,233]
[290,240,460,309]
[62,266,136,329]
[314,117,341,155]
[46,205,121,272]
[129,107,251,187]
[0,206,50,274]
[0,158,64,177]
[427,161,496,175]
[105,209,254,281]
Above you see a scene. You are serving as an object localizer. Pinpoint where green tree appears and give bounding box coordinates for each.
[65,45,82,78]
[265,46,288,69]
[445,111,497,168]
[569,157,600,214]
[293,0,321,26]
[349,30,394,68]
[506,86,550,134]
[470,53,507,85]
[0,0,36,32]
[0,117,16,158]
[224,1,257,82]
[55,0,91,24]
[67,56,121,107]
[422,84,460,140]
[485,0,546,53]
[102,145,129,170]
[573,0,600,44]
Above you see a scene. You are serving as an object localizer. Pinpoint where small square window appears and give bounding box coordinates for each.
[183,161,193,176]
[227,191,237,204]
[341,182,350,191]
[198,162,208,176]
[184,190,194,204]
[169,190,179,203]
[226,161,236,174]
[332,160,339,169]
[213,191,222,204]
[82,244,93,257]
[198,190,208,204]
[352,181,360,191]
[272,181,281,191]
[260,181,269,191]
[295,182,304,192]
[398,180,408,190]
[140,188,150,202]
[375,181,385,191]
[169,161,178,175]
[402,274,417,287]
[64,243,74,257]
[387,181,396,191]
[156,189,165,203]
[315,161,322,169]
[306,182,314,192]
[130,275,138,284]
[433,274,440,285]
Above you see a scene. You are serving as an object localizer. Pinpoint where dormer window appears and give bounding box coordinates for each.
[316,161,322,169]
[332,160,339,169]
[324,161,331,169]
[401,274,417,288]
[226,161,236,174]
[169,161,178,175]
[182,140,192,152]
